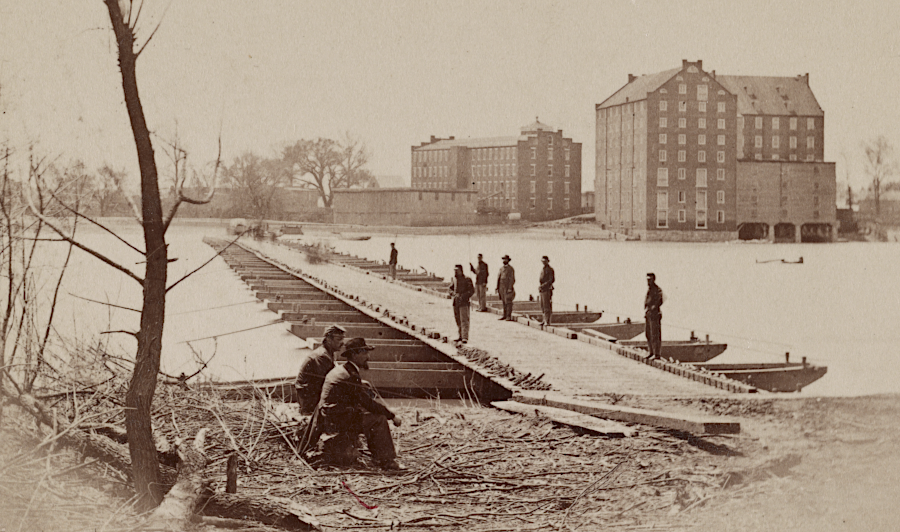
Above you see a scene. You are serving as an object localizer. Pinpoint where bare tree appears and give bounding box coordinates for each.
[226,151,289,220]
[863,136,897,220]
[22,1,220,509]
[96,165,129,217]
[283,136,375,207]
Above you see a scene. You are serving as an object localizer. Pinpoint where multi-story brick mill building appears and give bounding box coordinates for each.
[411,120,582,222]
[595,60,835,242]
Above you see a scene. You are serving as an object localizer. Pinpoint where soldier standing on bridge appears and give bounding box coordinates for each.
[295,325,346,415]
[644,273,664,360]
[388,242,398,279]
[469,253,489,312]
[496,255,516,321]
[450,265,475,344]
[539,256,555,326]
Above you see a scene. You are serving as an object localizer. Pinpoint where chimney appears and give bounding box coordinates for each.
[449,136,454,140]
[711,70,715,78]
[697,60,702,70]
[682,59,688,69]
[430,135,437,143]
[628,73,636,83]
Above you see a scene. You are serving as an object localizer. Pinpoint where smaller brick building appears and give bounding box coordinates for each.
[332,188,479,226]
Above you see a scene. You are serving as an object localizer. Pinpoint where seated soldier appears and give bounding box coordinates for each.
[295,325,346,415]
[303,338,403,469]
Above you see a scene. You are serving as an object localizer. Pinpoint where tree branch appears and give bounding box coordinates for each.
[45,186,146,255]
[165,231,244,293]
[163,138,221,234]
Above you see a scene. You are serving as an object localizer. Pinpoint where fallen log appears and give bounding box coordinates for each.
[199,492,320,531]
[145,428,210,530]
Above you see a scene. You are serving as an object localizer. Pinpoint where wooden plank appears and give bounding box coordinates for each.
[491,401,636,437]
[513,392,740,435]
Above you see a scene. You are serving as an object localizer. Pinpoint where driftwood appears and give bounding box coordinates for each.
[2,381,320,530]
[145,428,210,530]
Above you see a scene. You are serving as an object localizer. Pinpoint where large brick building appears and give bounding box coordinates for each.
[595,60,835,241]
[411,120,582,222]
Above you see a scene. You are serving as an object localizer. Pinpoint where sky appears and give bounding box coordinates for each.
[1,0,899,192]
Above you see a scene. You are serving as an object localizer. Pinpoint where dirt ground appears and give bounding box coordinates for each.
[2,391,899,532]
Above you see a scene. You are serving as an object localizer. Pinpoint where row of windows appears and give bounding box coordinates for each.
[527,197,572,210]
[751,136,815,149]
[659,150,727,163]
[529,147,571,160]
[660,100,727,113]
[526,180,573,194]
[656,209,725,228]
[658,189,727,205]
[753,154,818,161]
[753,117,815,130]
[414,190,472,202]
[660,134,728,145]
[414,150,449,163]
[472,163,515,178]
[415,166,451,178]
[660,117,728,129]
[473,147,516,161]
[657,167,726,187]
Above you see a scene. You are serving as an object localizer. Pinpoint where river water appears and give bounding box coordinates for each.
[25,222,900,397]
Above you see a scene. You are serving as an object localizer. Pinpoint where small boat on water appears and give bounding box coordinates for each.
[687,361,827,392]
[523,311,603,324]
[562,321,646,340]
[619,339,728,363]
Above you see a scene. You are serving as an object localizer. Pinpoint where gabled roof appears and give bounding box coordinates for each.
[716,75,823,116]
[414,136,524,150]
[597,68,681,109]
[520,118,555,133]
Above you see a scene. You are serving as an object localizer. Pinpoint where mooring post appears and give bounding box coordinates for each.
[226,452,238,494]
[785,352,790,363]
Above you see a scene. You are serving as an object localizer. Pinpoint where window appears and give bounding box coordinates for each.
[529,181,536,193]
[531,147,536,159]
[659,150,667,162]
[717,210,725,223]
[679,83,687,94]
[698,150,706,162]
[755,117,763,129]
[657,209,668,228]
[678,150,686,162]
[679,118,686,129]
[565,148,570,161]
[718,119,725,130]
[696,192,708,229]
[790,117,797,130]
[697,84,708,100]
[806,154,814,161]
[678,190,686,203]
[718,102,726,113]
[657,168,669,187]
[564,181,570,194]
[659,100,667,111]
[807,118,815,130]
[699,101,707,112]
[717,151,725,163]
[548,198,553,210]
[755,136,763,148]
[548,147,553,160]
[696,168,708,187]
[698,134,706,145]
[790,136,797,149]
[807,137,815,149]
[530,197,536,209]
[565,165,570,177]
[790,154,798,161]
[755,153,762,160]
[717,190,725,204]
[773,136,782,149]
[717,168,725,180]
[678,209,687,222]
[772,154,780,160]
[699,118,706,129]
[659,117,667,128]
[678,168,686,180]
[772,117,780,130]
[679,101,687,112]
[659,134,667,144]
[530,164,536,176]
[548,166,553,177]
[547,181,553,194]
[678,134,686,145]
[548,136,553,145]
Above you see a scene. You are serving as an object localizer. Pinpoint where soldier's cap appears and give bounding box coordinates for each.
[502,255,511,261]
[455,264,463,269]
[542,256,549,262]
[647,273,656,280]
[341,337,375,356]
[324,324,347,337]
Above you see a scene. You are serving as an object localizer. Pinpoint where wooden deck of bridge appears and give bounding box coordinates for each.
[246,241,734,399]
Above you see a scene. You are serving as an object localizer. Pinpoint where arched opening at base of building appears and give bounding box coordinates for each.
[801,223,832,243]
[773,223,796,243]
[738,223,769,240]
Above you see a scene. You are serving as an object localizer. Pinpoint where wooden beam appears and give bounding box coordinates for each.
[491,401,635,437]
[513,391,740,435]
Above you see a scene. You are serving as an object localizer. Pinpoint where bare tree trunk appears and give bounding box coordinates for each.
[103,0,168,509]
